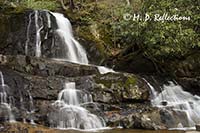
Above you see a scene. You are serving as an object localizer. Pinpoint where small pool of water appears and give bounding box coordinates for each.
[62,129,185,133]
[2,122,193,133]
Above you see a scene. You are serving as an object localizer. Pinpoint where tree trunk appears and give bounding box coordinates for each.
[69,0,75,10]
[60,0,75,11]
[60,0,68,10]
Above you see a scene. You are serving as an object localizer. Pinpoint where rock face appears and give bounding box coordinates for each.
[0,54,191,129]
[0,9,106,65]
[0,54,164,129]
[196,124,200,131]
[173,53,200,96]
[0,55,99,77]
[0,9,85,59]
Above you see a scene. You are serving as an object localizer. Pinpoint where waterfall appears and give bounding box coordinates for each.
[149,81,200,129]
[35,10,43,57]
[28,90,35,124]
[50,82,104,129]
[51,12,88,64]
[51,12,115,74]
[25,10,43,57]
[25,12,33,55]
[0,71,15,122]
[0,71,6,103]
[25,10,114,74]
[24,10,116,129]
[142,78,157,99]
[97,66,115,74]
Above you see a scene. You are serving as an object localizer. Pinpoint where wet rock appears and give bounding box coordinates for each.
[105,105,166,130]
[196,124,200,131]
[78,37,107,65]
[0,55,99,77]
[91,73,149,103]
[178,77,200,96]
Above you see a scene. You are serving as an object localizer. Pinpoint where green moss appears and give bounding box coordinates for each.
[76,25,107,57]
[95,78,112,88]
[94,73,137,90]
[125,76,137,89]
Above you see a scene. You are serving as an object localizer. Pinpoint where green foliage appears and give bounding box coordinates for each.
[125,76,137,89]
[0,0,59,11]
[20,0,59,10]
[109,0,199,60]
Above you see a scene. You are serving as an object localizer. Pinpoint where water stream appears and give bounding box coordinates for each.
[49,82,105,129]
[27,90,36,124]
[149,81,200,129]
[25,10,114,74]
[22,10,115,129]
[51,12,89,64]
[0,71,15,122]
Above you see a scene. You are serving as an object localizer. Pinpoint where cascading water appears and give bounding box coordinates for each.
[0,71,15,122]
[25,10,43,57]
[0,72,7,104]
[149,81,200,129]
[24,10,114,73]
[35,10,43,57]
[25,12,33,55]
[46,12,113,128]
[51,12,88,64]
[51,12,114,73]
[49,82,104,129]
[28,90,35,124]
[25,10,114,74]
[23,10,115,129]
[97,66,115,74]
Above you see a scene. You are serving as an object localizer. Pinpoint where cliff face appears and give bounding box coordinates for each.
[0,54,157,129]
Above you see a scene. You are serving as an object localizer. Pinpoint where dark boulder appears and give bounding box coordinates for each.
[0,55,99,77]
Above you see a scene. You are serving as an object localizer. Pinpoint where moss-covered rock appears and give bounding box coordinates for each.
[93,72,149,104]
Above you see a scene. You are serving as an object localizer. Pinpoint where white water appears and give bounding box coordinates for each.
[0,71,6,104]
[142,78,157,99]
[150,81,200,129]
[45,11,51,39]
[28,90,35,124]
[0,71,15,122]
[25,10,43,57]
[46,11,51,28]
[25,11,114,74]
[51,13,88,64]
[25,12,33,55]
[35,10,43,57]
[97,66,115,74]
[50,82,104,129]
[50,12,115,74]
